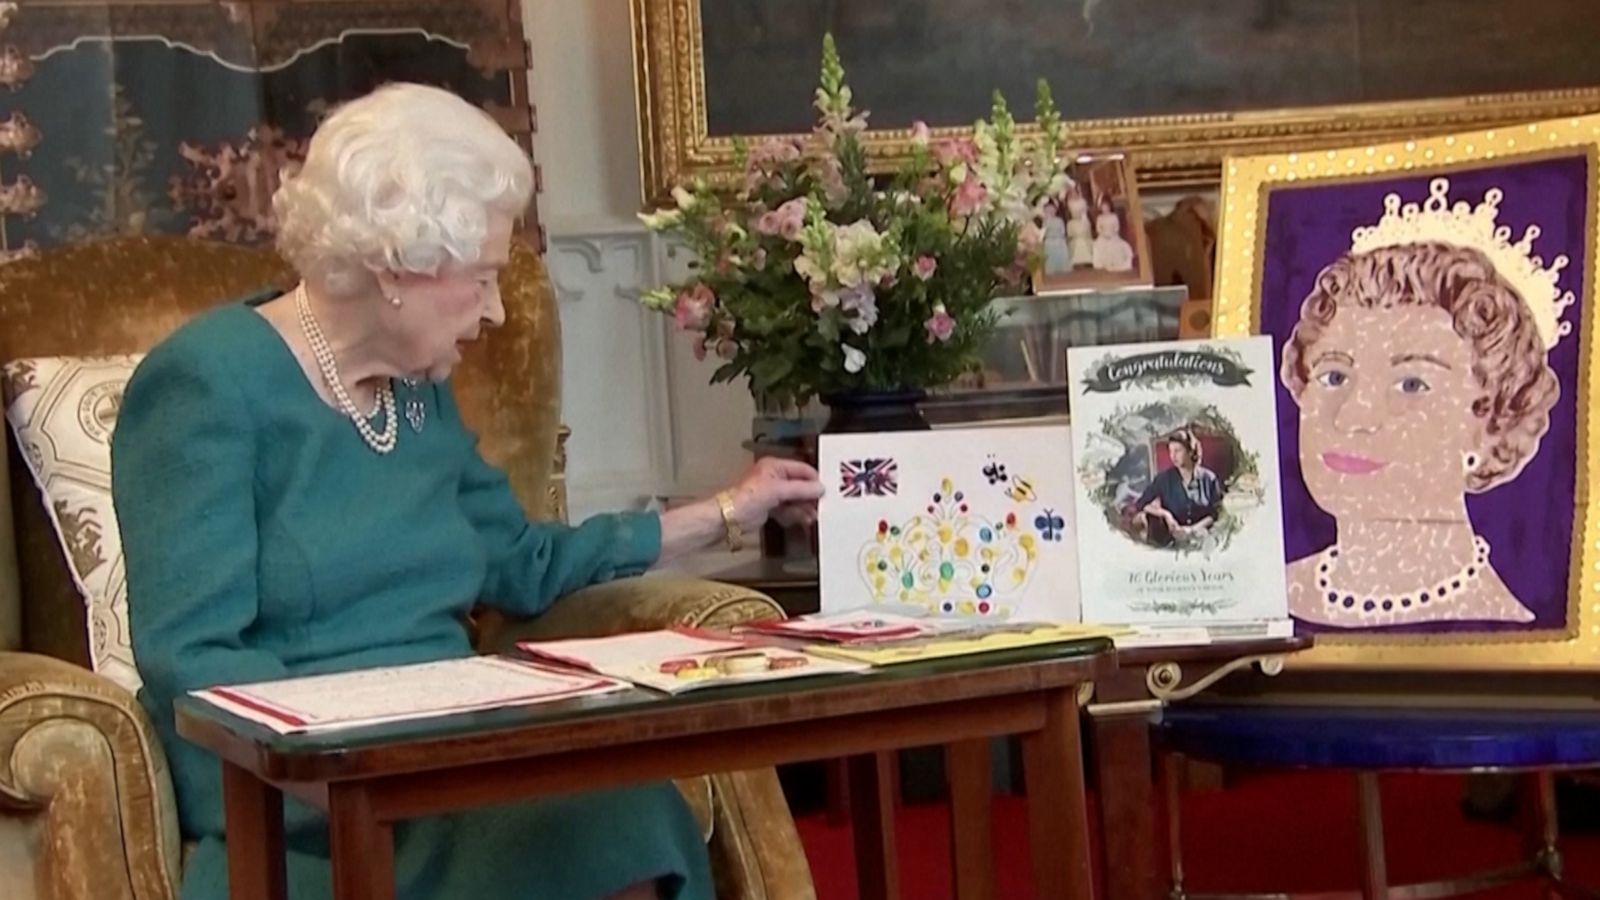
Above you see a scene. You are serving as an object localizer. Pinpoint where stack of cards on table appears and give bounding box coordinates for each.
[516,628,869,695]
[190,656,630,735]
[746,609,1127,666]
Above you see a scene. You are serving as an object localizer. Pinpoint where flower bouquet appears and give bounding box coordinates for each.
[637,34,1072,411]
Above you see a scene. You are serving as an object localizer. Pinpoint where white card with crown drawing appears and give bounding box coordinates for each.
[817,425,1080,622]
[1067,336,1289,626]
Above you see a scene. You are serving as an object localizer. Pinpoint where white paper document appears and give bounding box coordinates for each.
[191,656,629,735]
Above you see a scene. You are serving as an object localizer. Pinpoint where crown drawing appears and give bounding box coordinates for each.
[1349,177,1575,349]
[857,478,1039,616]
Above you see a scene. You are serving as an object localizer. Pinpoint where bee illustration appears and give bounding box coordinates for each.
[1005,476,1036,503]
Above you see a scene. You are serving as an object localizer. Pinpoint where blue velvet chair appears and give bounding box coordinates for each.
[1159,705,1600,900]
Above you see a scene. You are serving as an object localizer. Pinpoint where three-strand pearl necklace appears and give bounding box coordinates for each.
[294,283,399,455]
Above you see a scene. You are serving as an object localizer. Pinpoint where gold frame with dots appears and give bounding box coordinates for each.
[1213,114,1600,670]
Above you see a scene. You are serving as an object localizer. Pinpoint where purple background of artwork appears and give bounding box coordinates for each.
[1258,154,1591,634]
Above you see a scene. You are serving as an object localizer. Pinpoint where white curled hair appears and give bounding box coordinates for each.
[272,82,533,295]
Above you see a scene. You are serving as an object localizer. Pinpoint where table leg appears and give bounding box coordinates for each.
[1022,688,1096,900]
[1355,772,1388,900]
[329,781,397,900]
[847,752,900,900]
[947,739,995,900]
[826,758,852,825]
[222,762,287,900]
[1090,708,1162,900]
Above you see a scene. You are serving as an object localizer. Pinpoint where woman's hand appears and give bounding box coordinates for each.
[723,456,825,532]
[656,456,825,563]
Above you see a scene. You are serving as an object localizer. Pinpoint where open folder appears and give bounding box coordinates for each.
[518,628,870,695]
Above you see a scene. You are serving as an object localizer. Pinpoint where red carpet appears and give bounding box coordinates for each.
[793,771,1600,899]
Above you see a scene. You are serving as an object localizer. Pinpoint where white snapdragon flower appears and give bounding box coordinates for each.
[842,344,866,373]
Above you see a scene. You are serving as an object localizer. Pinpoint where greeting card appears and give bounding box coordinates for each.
[1067,336,1289,628]
[817,425,1080,622]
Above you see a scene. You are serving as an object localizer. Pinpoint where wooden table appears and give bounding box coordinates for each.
[176,641,1115,900]
[1083,636,1312,900]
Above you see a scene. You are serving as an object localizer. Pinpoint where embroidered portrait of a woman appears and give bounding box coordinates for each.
[1216,139,1598,662]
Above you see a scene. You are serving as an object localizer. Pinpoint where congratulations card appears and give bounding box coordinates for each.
[817,425,1080,622]
[1067,336,1289,628]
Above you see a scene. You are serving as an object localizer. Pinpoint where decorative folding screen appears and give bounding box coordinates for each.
[0,0,539,262]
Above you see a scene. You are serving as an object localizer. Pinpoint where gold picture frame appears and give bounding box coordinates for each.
[630,0,1600,207]
[1031,155,1155,295]
[1212,114,1600,671]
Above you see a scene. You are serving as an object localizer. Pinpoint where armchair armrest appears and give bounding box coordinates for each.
[480,575,785,652]
[0,652,180,900]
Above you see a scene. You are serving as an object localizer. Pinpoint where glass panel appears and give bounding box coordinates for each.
[925,284,1188,426]
[0,2,522,261]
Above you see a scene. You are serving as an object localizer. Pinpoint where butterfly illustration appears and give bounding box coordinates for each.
[1005,476,1036,503]
[982,455,1009,485]
[1035,508,1065,541]
[840,458,899,497]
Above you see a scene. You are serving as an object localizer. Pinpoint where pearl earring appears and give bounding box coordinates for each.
[389,295,403,308]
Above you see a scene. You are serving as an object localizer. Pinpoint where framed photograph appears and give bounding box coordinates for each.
[1033,155,1154,295]
[1212,113,1600,670]
[1066,336,1290,634]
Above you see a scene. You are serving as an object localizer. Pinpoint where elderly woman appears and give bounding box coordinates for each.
[111,83,822,900]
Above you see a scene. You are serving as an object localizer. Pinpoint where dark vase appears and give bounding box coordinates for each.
[820,389,931,433]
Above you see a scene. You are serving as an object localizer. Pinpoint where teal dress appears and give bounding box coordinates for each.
[111,297,713,900]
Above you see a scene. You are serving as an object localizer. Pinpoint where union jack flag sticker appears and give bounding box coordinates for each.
[840,458,898,497]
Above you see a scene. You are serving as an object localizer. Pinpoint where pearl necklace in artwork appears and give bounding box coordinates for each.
[1315,535,1491,617]
[294,283,399,455]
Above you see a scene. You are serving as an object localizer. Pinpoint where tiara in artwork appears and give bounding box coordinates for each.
[857,478,1043,616]
[1349,177,1575,349]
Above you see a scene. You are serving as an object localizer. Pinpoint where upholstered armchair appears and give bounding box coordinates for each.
[0,235,815,900]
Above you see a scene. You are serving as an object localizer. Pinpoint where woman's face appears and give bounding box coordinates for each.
[1291,304,1483,520]
[380,213,513,381]
[1168,440,1192,468]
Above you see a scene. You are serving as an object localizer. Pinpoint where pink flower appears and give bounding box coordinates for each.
[933,138,978,167]
[949,176,987,218]
[755,197,809,241]
[924,305,956,343]
[910,120,931,147]
[749,138,801,169]
[691,334,708,361]
[715,338,738,360]
[814,153,849,207]
[912,256,938,281]
[673,283,714,331]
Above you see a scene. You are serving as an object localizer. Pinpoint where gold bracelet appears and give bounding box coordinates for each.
[715,490,744,553]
